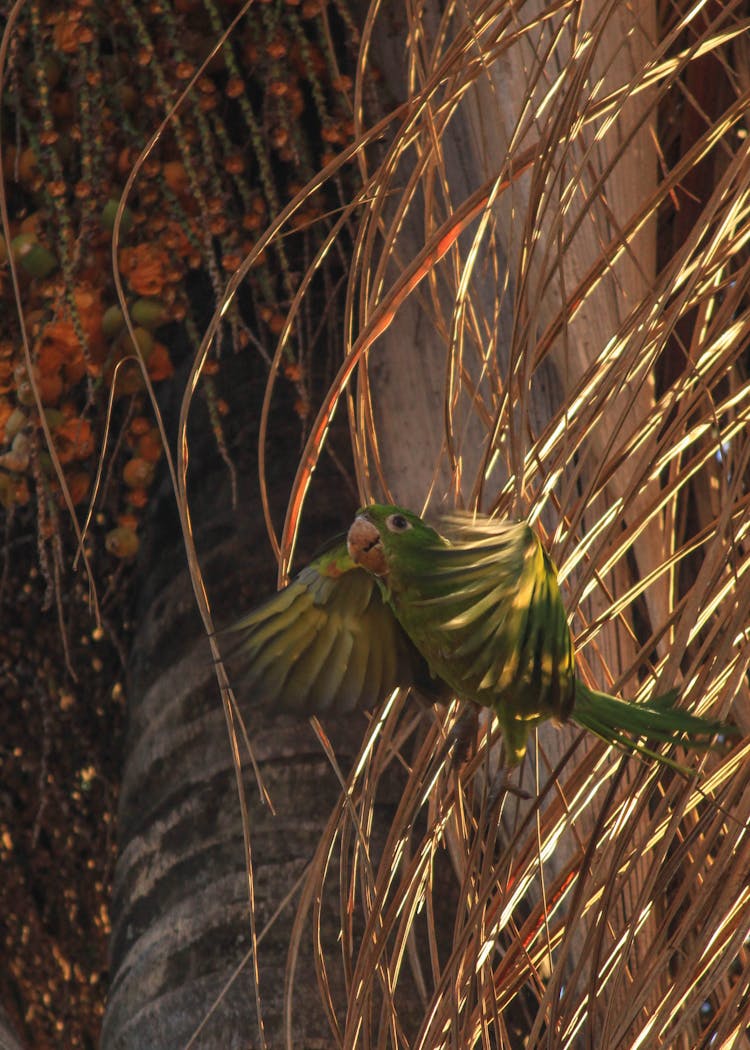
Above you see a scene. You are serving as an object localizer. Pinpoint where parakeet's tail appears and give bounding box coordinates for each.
[572,682,731,768]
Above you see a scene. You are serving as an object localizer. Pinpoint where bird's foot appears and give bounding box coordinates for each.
[487,768,533,804]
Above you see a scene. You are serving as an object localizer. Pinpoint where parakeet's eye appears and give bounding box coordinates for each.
[386,513,412,532]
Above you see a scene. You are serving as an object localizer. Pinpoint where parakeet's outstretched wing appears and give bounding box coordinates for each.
[225,539,444,715]
[397,512,575,712]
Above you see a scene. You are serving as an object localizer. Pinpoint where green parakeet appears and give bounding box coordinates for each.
[229,503,731,766]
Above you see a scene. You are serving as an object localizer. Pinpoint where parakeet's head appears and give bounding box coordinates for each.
[347,504,441,576]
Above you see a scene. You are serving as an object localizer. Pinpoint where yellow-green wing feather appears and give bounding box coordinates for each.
[385,513,576,761]
[226,540,439,715]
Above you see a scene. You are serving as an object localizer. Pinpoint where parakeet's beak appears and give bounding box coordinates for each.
[347,515,388,576]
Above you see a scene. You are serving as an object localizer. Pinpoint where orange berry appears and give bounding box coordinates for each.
[146,343,174,382]
[38,372,64,405]
[137,431,163,463]
[225,76,245,98]
[55,417,95,462]
[66,471,91,505]
[122,457,154,489]
[163,161,190,195]
[129,416,152,437]
[128,487,149,509]
[224,155,245,175]
[106,526,139,558]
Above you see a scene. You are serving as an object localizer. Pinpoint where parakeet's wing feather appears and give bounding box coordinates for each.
[225,539,441,715]
[416,513,575,717]
[382,511,576,764]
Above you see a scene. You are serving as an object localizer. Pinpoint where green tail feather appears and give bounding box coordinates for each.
[572,682,733,771]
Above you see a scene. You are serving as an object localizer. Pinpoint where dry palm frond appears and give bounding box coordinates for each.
[203,0,750,1047]
[76,0,750,1043]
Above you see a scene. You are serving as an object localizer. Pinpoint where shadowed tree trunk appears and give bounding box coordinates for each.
[0,1010,23,1050]
[101,367,372,1047]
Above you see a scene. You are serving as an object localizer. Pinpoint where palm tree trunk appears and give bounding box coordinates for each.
[101,399,369,1047]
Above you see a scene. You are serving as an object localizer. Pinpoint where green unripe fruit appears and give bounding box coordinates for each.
[119,326,154,360]
[131,298,169,329]
[101,199,134,234]
[102,305,126,339]
[11,234,57,278]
